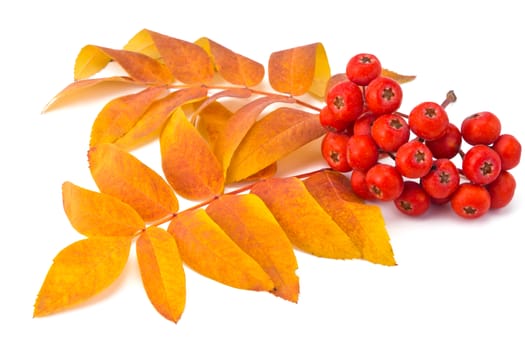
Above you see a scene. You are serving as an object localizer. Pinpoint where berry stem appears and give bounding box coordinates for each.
[441,90,457,109]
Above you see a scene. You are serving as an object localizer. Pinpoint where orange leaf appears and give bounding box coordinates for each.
[381,68,416,84]
[136,227,186,323]
[214,95,295,173]
[133,29,214,84]
[195,101,233,146]
[227,107,326,183]
[268,43,330,97]
[160,107,224,200]
[90,86,168,147]
[88,143,179,222]
[42,76,143,113]
[114,86,208,150]
[33,236,132,317]
[74,45,174,84]
[250,177,361,259]
[206,194,299,302]
[195,37,265,86]
[62,181,145,237]
[304,171,396,266]
[167,210,274,292]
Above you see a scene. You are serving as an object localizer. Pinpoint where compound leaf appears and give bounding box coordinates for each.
[136,226,186,323]
[88,143,179,222]
[33,236,132,317]
[62,181,145,237]
[160,107,224,200]
[90,86,168,147]
[206,194,299,302]
[304,171,396,266]
[268,43,330,97]
[250,177,361,259]
[195,37,265,86]
[227,107,326,183]
[167,210,274,292]
[74,45,174,84]
[114,86,208,150]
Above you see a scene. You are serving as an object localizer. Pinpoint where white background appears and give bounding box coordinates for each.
[2,1,524,349]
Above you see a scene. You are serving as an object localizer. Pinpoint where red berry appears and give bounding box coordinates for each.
[395,139,433,178]
[326,81,364,125]
[370,113,410,152]
[462,144,502,185]
[451,183,491,219]
[321,132,352,172]
[486,170,516,209]
[408,101,449,140]
[346,134,379,171]
[425,123,462,159]
[420,158,460,200]
[365,164,404,201]
[353,111,378,136]
[365,76,403,115]
[492,134,521,170]
[394,181,431,216]
[345,53,382,86]
[319,105,350,132]
[461,111,501,145]
[350,169,376,201]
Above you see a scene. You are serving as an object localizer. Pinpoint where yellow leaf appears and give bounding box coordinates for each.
[167,210,274,292]
[227,107,326,183]
[74,45,174,84]
[62,181,145,237]
[206,194,299,302]
[123,28,162,59]
[136,227,186,323]
[160,108,224,200]
[42,76,143,113]
[88,143,179,222]
[195,101,233,146]
[251,177,361,259]
[213,95,295,173]
[195,37,265,86]
[33,236,132,317]
[114,86,208,150]
[190,87,252,125]
[268,43,330,97]
[90,86,168,147]
[304,171,396,266]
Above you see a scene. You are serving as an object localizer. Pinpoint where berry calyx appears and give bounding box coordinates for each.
[408,101,449,140]
[345,53,382,86]
[462,144,502,185]
[365,76,403,115]
[451,183,491,219]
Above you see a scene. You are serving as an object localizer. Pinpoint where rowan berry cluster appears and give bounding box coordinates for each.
[320,53,521,219]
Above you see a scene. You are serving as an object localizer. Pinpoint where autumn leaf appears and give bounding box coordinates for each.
[42,76,143,113]
[114,86,208,150]
[206,194,299,302]
[74,45,174,84]
[62,181,145,237]
[213,95,295,173]
[167,210,275,292]
[33,236,132,317]
[250,176,361,259]
[227,107,326,183]
[195,37,265,86]
[90,86,168,147]
[195,101,234,146]
[268,43,330,97]
[304,171,396,266]
[160,107,224,200]
[189,87,252,125]
[381,68,416,84]
[136,227,186,323]
[125,29,214,84]
[88,143,179,222]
